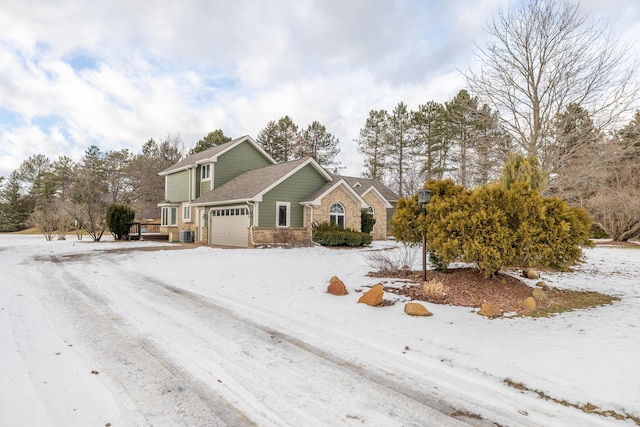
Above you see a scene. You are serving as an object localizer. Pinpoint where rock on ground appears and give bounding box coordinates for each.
[404,302,433,316]
[358,284,384,306]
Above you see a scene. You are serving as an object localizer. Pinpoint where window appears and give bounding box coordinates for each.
[211,208,248,217]
[276,202,290,227]
[330,203,345,228]
[183,205,191,222]
[161,207,178,226]
[201,164,211,180]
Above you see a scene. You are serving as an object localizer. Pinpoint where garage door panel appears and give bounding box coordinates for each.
[209,209,249,247]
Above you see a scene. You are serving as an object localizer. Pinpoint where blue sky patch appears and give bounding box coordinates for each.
[0,108,23,129]
[31,115,63,132]
[65,52,99,72]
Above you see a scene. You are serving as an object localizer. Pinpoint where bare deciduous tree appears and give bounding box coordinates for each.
[466,0,638,172]
[587,149,640,241]
[29,206,57,241]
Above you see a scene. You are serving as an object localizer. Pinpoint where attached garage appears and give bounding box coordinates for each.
[208,207,250,247]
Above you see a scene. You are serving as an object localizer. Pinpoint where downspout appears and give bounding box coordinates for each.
[304,203,321,246]
[188,166,193,202]
[247,201,257,247]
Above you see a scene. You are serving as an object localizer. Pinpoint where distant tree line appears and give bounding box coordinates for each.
[1,108,638,242]
[355,91,511,197]
[0,134,184,239]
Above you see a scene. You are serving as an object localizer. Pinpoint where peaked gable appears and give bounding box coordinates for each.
[335,175,399,202]
[361,186,393,209]
[159,135,275,176]
[301,179,368,209]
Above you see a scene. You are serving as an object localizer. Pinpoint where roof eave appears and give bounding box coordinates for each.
[190,197,259,207]
[361,186,394,209]
[158,164,195,176]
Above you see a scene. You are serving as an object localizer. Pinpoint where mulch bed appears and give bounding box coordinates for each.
[370,268,538,314]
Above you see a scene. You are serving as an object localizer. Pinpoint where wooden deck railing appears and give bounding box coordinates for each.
[129,222,164,240]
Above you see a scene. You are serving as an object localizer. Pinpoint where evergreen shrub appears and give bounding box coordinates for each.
[106,204,135,240]
[391,179,593,278]
[361,210,376,234]
[312,222,372,246]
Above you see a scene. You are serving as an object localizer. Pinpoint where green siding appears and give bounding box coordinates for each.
[200,179,211,196]
[259,164,328,227]
[214,142,272,188]
[195,164,211,198]
[166,170,190,202]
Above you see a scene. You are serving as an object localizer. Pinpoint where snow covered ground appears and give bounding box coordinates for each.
[1,234,638,426]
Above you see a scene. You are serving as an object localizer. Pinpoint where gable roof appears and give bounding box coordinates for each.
[190,157,332,206]
[301,179,369,209]
[159,135,276,176]
[334,175,399,202]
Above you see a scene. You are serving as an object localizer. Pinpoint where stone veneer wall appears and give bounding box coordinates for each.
[311,186,362,231]
[362,193,388,240]
[160,203,197,242]
[251,227,311,247]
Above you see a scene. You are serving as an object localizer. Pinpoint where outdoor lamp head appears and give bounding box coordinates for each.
[418,189,432,206]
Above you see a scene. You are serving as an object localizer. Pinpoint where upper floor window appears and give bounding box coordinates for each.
[201,164,211,180]
[330,203,345,228]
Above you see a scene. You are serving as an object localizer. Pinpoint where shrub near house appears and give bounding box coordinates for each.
[312,222,373,247]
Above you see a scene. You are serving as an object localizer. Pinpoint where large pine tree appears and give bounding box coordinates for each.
[298,121,341,171]
[356,109,388,181]
[385,102,415,197]
[256,116,299,163]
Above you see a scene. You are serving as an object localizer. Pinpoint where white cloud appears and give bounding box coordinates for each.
[0,0,638,179]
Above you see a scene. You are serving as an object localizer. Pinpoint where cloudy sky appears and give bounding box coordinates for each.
[1,0,639,179]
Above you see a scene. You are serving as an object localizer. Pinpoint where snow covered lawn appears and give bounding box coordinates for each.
[1,234,638,426]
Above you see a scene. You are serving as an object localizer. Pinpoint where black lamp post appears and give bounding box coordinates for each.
[417,189,432,282]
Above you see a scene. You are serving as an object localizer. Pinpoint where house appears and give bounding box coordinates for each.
[158,135,398,247]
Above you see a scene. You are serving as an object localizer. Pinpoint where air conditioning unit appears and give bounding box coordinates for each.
[179,230,193,243]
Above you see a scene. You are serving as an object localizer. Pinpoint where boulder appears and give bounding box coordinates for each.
[478,303,502,318]
[522,268,540,280]
[535,281,547,288]
[532,288,549,302]
[327,280,347,296]
[329,276,341,284]
[523,296,537,311]
[358,284,384,306]
[404,302,433,316]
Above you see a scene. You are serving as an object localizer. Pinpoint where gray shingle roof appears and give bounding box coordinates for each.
[334,175,399,201]
[192,158,311,204]
[301,180,342,203]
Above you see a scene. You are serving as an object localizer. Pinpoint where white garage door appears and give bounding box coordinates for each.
[209,207,250,247]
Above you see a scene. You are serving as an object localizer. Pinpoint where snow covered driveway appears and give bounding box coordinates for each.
[1,235,638,426]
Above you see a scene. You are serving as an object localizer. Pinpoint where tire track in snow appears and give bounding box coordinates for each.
[99,254,529,426]
[40,255,255,427]
[37,251,537,426]
[107,273,476,426]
